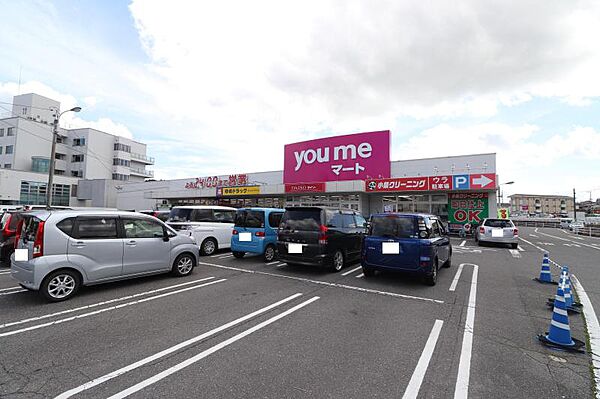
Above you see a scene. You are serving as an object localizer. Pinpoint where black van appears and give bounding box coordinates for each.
[277,207,367,272]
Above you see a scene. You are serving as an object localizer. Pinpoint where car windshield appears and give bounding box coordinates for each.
[168,208,213,222]
[370,215,417,238]
[484,219,514,228]
[234,210,265,228]
[280,209,321,231]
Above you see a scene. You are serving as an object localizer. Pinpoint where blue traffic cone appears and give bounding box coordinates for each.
[562,266,582,308]
[535,253,556,284]
[547,270,580,314]
[538,281,585,352]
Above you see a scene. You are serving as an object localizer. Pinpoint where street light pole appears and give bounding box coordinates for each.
[46,106,81,209]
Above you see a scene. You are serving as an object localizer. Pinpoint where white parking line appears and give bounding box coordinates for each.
[266,261,279,266]
[199,261,444,304]
[571,275,600,399]
[454,263,478,399]
[0,271,11,275]
[0,279,226,338]
[402,319,444,399]
[106,296,320,399]
[539,231,600,251]
[275,263,287,268]
[529,234,538,238]
[355,273,364,278]
[341,266,362,276]
[0,286,21,292]
[0,277,216,330]
[517,245,524,251]
[459,240,466,247]
[449,263,464,292]
[509,249,521,258]
[0,289,27,296]
[55,293,304,399]
[218,254,234,259]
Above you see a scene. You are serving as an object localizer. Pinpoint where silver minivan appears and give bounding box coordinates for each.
[11,210,199,302]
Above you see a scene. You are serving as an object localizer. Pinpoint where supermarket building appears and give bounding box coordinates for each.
[103,131,499,227]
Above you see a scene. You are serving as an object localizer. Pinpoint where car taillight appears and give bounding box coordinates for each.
[318,225,328,245]
[33,221,45,258]
[232,229,239,235]
[14,219,24,249]
[513,228,518,236]
[479,226,485,234]
[2,215,14,239]
[420,256,431,268]
[255,231,265,237]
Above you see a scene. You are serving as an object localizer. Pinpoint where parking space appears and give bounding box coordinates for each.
[0,227,596,398]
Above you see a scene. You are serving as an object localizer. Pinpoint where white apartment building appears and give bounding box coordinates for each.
[0,93,153,206]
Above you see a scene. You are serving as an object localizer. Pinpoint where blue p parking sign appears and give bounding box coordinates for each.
[453,174,470,190]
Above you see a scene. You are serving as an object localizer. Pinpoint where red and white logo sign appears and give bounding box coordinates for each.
[469,174,496,189]
[428,175,453,191]
[366,177,429,192]
[285,182,326,193]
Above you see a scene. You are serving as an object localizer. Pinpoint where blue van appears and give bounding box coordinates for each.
[361,213,452,285]
[231,208,285,261]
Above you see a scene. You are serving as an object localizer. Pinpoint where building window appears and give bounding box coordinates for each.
[22,107,27,115]
[71,170,83,178]
[0,128,4,136]
[112,173,130,181]
[71,184,78,197]
[0,146,2,154]
[4,164,11,169]
[55,153,66,160]
[5,145,13,154]
[31,157,50,173]
[7,127,14,136]
[114,143,131,153]
[113,158,130,167]
[54,170,65,175]
[73,138,86,146]
[20,181,70,206]
[72,154,84,162]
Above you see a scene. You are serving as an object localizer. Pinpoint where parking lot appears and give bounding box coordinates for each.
[0,226,596,398]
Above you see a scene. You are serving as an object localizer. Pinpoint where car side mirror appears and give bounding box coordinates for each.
[158,230,170,241]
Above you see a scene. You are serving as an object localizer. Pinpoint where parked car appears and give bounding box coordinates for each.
[11,210,198,302]
[167,205,236,255]
[139,210,170,222]
[231,207,284,262]
[277,206,367,272]
[569,221,585,231]
[474,218,519,248]
[559,218,573,229]
[1,206,73,267]
[361,213,451,286]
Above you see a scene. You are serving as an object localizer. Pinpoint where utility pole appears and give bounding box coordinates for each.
[46,106,81,209]
[573,188,577,221]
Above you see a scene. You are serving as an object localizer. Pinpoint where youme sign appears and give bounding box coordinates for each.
[283,130,391,183]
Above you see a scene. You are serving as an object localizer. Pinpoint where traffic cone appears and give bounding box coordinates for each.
[534,253,556,284]
[547,267,580,314]
[538,281,585,352]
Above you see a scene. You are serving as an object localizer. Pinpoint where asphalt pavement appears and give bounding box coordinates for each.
[0,226,596,398]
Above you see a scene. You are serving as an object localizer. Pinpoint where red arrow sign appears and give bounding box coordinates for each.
[469,173,496,189]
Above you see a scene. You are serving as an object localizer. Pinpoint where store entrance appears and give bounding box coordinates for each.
[285,194,361,212]
[381,194,449,220]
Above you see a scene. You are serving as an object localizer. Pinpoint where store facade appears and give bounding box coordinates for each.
[110,130,498,227]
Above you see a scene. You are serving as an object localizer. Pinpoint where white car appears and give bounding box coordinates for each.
[166,205,237,255]
[569,221,585,231]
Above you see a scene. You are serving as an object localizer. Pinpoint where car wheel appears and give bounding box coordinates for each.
[263,245,276,262]
[200,238,217,256]
[443,252,452,268]
[511,243,518,249]
[172,253,196,277]
[362,266,375,277]
[232,251,245,259]
[331,250,345,272]
[40,270,81,302]
[424,260,438,286]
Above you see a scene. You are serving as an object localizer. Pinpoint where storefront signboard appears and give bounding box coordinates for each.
[367,174,496,192]
[366,177,429,192]
[283,130,390,184]
[217,185,261,196]
[185,174,248,189]
[285,182,326,193]
[448,193,489,224]
[497,208,510,219]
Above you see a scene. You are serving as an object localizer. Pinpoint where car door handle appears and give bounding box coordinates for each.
[126,240,137,246]
[71,241,86,247]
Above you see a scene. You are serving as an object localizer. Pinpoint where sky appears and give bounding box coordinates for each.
[0,0,599,200]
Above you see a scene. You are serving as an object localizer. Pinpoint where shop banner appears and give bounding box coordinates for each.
[366,177,429,192]
[285,182,326,193]
[218,186,261,196]
[367,174,496,192]
[448,192,489,224]
[283,130,390,184]
[497,208,510,219]
[185,174,248,189]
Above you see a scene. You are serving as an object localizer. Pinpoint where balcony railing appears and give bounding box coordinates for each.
[130,153,155,164]
[130,167,154,177]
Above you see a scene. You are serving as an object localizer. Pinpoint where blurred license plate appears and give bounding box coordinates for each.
[491,229,503,237]
[288,243,303,253]
[15,249,28,261]
[239,232,252,242]
[382,242,400,254]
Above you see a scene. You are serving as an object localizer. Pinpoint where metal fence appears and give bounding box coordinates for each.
[512,219,600,237]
